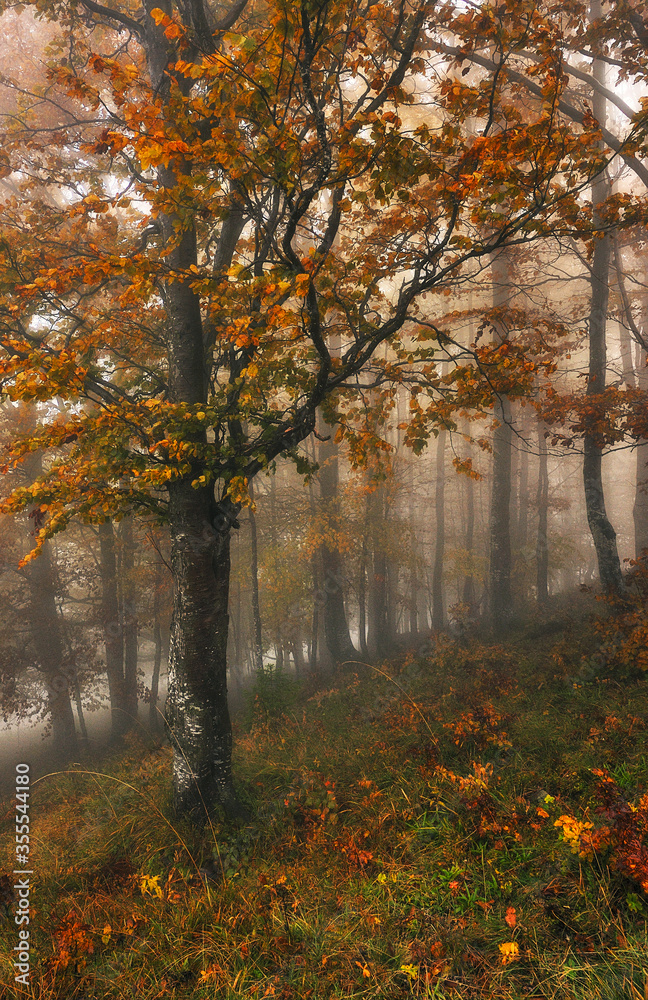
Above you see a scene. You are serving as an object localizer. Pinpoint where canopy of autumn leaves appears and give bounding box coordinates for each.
[0,0,645,546]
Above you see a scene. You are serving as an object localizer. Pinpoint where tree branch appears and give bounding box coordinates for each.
[79,0,146,38]
[213,0,249,32]
[436,42,648,189]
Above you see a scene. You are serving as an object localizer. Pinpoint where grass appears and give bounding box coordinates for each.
[2,593,648,998]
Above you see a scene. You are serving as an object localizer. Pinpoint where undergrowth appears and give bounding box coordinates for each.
[2,595,648,998]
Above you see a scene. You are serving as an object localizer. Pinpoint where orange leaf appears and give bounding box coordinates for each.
[505,906,516,928]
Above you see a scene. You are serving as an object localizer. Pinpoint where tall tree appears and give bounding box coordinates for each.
[98,520,128,737]
[317,412,356,663]
[247,478,264,673]
[581,0,623,595]
[488,249,514,625]
[22,448,77,757]
[431,423,446,630]
[635,341,648,556]
[0,0,615,817]
[120,514,139,722]
[536,421,550,603]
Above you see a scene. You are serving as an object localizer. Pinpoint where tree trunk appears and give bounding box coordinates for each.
[359,524,369,654]
[133,10,242,816]
[432,426,446,630]
[27,539,78,758]
[462,425,477,611]
[159,190,237,816]
[98,520,129,737]
[309,552,320,670]
[317,412,357,663]
[56,599,88,742]
[72,668,88,742]
[248,479,264,672]
[582,0,623,595]
[21,445,77,758]
[386,546,400,640]
[149,556,163,732]
[290,633,305,676]
[121,515,139,725]
[536,421,549,603]
[407,457,418,636]
[165,478,237,818]
[613,231,648,558]
[516,409,530,552]
[635,344,648,555]
[489,249,513,625]
[583,234,623,592]
[366,481,392,657]
[306,447,322,672]
[368,538,388,656]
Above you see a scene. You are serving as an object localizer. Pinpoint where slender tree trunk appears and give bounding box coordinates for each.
[74,670,88,743]
[248,480,264,672]
[231,570,242,678]
[72,668,88,742]
[366,481,389,656]
[408,550,418,634]
[121,515,139,725]
[309,553,320,670]
[631,285,648,556]
[368,536,389,656]
[635,344,648,555]
[317,411,357,663]
[56,599,88,742]
[407,457,418,636]
[386,543,399,639]
[489,249,514,624]
[290,633,305,676]
[536,421,549,603]
[305,446,322,672]
[517,409,530,551]
[267,474,285,670]
[582,0,623,595]
[359,523,369,654]
[583,232,623,592]
[613,240,648,558]
[21,444,77,758]
[489,410,513,621]
[98,520,128,737]
[462,427,477,612]
[149,556,163,731]
[432,426,446,630]
[27,539,78,758]
[510,419,519,544]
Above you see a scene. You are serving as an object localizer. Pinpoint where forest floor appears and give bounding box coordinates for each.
[2,591,648,999]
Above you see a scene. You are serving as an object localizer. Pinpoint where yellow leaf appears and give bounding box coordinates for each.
[140,874,163,898]
[499,942,519,964]
[295,273,310,296]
